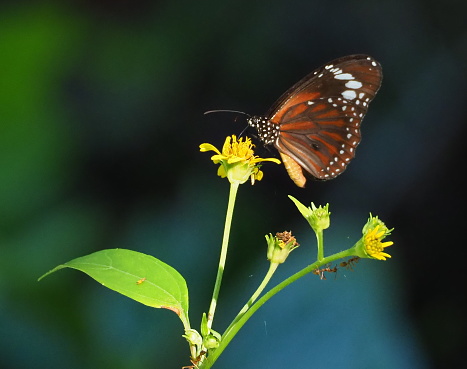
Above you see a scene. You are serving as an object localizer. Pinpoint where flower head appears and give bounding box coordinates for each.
[288,196,330,233]
[353,215,394,260]
[266,231,299,264]
[200,135,280,185]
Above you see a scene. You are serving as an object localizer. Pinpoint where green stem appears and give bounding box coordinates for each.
[316,229,324,261]
[200,248,354,369]
[207,182,239,330]
[223,262,279,338]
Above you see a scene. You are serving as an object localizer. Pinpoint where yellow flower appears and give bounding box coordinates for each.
[200,135,280,185]
[351,215,394,261]
[362,224,394,260]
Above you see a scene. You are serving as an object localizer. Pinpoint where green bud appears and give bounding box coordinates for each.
[309,202,330,231]
[182,329,202,347]
[288,196,330,233]
[200,313,209,337]
[203,334,220,349]
[266,232,299,264]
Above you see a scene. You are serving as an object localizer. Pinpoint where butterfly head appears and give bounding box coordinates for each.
[247,116,280,145]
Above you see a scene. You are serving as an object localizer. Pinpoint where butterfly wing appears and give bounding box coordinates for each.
[269,55,382,184]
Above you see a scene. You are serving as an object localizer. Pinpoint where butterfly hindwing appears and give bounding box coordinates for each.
[275,95,367,179]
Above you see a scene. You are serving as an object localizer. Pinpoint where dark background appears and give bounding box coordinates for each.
[1,0,465,368]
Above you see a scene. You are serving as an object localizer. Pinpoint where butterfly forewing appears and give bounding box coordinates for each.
[257,54,382,185]
[267,54,382,122]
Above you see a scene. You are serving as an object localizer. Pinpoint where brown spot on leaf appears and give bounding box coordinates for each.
[161,305,181,316]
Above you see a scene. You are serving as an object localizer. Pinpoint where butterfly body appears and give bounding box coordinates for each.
[247,54,383,187]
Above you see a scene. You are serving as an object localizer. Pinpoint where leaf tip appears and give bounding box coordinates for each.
[37,266,61,282]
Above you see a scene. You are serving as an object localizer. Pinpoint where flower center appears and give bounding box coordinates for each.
[365,235,384,255]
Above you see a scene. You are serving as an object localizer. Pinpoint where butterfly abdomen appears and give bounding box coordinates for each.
[279,152,307,188]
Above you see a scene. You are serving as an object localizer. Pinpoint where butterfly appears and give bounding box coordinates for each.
[246,54,382,187]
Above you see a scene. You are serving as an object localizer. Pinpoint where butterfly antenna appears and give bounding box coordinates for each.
[204,109,251,118]
[238,124,250,138]
[204,109,252,137]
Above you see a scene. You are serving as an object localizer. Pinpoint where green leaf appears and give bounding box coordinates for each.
[39,249,190,328]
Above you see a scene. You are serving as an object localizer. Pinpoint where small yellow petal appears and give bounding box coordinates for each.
[227,156,244,164]
[251,157,281,165]
[375,230,386,239]
[221,136,233,154]
[255,170,264,181]
[211,154,226,162]
[373,254,387,261]
[200,143,221,154]
[217,165,227,178]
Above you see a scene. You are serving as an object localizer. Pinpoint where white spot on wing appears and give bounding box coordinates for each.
[342,90,357,100]
[345,80,363,89]
[334,73,354,80]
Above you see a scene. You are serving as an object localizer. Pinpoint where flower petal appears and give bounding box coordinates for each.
[227,156,244,164]
[254,169,264,181]
[200,143,221,154]
[251,157,281,165]
[221,136,232,154]
[211,154,227,163]
[217,165,227,178]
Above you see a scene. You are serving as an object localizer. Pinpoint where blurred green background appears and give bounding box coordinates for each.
[1,0,465,368]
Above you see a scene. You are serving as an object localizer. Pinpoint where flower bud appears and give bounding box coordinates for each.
[203,334,220,349]
[183,328,202,347]
[266,231,299,264]
[289,196,330,233]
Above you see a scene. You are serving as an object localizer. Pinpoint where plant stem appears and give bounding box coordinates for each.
[207,182,239,330]
[201,248,354,368]
[316,229,324,261]
[223,262,279,338]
